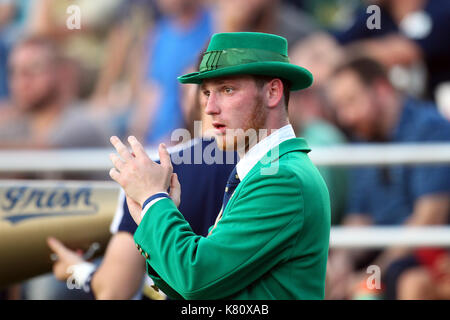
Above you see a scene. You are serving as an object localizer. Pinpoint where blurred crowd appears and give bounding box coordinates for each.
[0,0,449,300]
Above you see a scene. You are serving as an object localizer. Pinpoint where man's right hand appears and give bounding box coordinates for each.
[47,237,85,281]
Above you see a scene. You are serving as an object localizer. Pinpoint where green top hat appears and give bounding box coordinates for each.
[178,32,313,91]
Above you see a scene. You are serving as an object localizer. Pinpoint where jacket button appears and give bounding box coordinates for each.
[151,285,159,292]
[145,252,149,259]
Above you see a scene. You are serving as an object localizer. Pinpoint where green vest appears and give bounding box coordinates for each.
[134,138,331,299]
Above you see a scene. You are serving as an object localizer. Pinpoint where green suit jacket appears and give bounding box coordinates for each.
[134,138,331,299]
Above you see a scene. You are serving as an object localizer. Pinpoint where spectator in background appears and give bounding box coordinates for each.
[215,0,317,45]
[0,0,16,29]
[29,0,130,99]
[0,0,35,100]
[0,36,110,150]
[284,0,361,30]
[90,0,156,105]
[333,0,450,101]
[325,57,450,299]
[0,0,34,44]
[0,36,113,300]
[130,0,214,147]
[26,0,158,141]
[89,0,156,139]
[289,33,348,225]
[0,39,8,99]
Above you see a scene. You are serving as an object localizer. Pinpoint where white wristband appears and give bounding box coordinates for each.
[141,193,169,219]
[66,262,96,291]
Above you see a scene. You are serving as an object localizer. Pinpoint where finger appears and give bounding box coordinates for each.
[158,143,172,169]
[128,136,148,159]
[110,136,133,161]
[109,168,121,183]
[169,173,181,204]
[47,237,72,257]
[170,173,180,191]
[109,153,125,171]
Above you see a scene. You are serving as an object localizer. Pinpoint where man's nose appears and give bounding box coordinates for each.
[204,93,220,115]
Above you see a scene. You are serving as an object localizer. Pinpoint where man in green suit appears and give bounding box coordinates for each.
[109,32,331,299]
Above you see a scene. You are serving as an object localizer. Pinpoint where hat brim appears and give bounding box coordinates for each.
[177,61,313,91]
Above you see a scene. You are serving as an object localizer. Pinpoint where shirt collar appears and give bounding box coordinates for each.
[236,124,296,180]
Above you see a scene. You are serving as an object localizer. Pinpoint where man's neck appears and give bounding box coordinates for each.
[265,115,290,136]
[379,93,403,141]
[237,118,290,159]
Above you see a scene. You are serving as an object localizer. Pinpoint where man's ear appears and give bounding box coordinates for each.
[266,78,284,108]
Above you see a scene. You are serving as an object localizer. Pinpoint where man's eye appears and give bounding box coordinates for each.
[203,90,210,97]
[224,87,234,94]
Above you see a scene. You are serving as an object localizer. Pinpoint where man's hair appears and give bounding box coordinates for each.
[252,75,291,110]
[13,35,61,64]
[332,56,389,87]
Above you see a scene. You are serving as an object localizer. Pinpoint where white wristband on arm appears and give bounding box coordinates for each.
[66,262,96,292]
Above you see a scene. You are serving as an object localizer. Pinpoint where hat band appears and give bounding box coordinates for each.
[199,48,289,73]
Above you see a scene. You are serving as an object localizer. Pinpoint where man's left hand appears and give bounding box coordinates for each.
[109,136,173,207]
[47,237,84,281]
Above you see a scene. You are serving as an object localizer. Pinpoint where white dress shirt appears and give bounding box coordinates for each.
[236,124,296,180]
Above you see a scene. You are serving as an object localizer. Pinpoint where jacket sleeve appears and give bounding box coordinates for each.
[133,166,304,299]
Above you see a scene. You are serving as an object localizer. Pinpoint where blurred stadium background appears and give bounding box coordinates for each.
[0,0,449,300]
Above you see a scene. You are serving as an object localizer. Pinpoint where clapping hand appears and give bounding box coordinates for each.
[109,136,181,224]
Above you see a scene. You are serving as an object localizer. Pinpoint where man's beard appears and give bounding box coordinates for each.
[18,88,59,113]
[219,93,268,153]
[358,119,386,142]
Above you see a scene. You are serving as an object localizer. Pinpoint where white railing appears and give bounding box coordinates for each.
[309,143,450,166]
[330,226,450,248]
[0,142,450,172]
[0,142,449,248]
[0,179,449,248]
